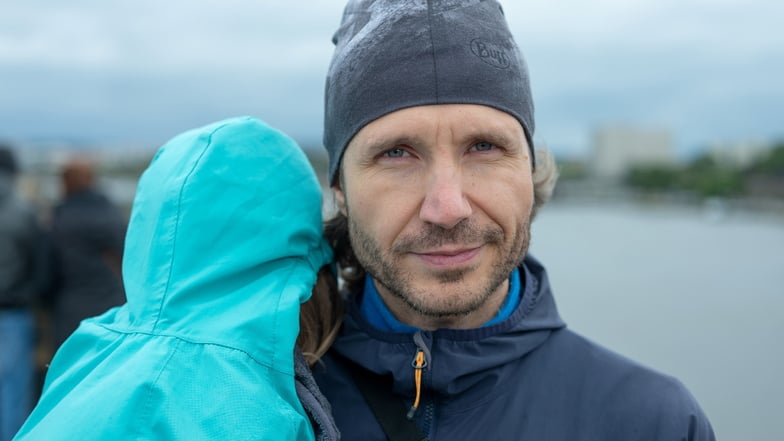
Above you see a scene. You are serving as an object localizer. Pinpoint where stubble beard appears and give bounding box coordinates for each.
[347,213,531,320]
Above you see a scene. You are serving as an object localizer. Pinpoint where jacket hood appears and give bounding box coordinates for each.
[329,255,565,400]
[116,116,331,373]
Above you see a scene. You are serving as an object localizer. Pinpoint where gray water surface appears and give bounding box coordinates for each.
[530,201,784,441]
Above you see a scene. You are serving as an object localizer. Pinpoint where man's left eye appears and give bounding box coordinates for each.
[383,148,409,158]
[471,141,496,152]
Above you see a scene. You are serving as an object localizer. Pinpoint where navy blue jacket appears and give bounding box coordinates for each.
[50,189,127,348]
[313,256,715,440]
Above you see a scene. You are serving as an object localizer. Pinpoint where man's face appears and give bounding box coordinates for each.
[335,104,534,329]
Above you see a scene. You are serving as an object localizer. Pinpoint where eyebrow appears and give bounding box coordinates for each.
[457,130,520,150]
[357,127,524,155]
[362,135,427,155]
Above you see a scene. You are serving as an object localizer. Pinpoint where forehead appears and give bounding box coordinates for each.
[346,104,526,154]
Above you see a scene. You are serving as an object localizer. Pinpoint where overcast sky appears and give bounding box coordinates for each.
[1,0,782,157]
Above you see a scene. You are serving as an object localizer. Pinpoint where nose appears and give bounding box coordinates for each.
[419,166,472,229]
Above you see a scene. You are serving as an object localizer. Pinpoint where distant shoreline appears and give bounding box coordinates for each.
[550,183,784,223]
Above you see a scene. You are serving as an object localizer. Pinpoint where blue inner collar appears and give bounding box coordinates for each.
[359,269,522,333]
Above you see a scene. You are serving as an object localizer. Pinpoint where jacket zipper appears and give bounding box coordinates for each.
[407,331,433,420]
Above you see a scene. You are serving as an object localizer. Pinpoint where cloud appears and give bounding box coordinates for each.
[503,0,784,154]
[0,1,340,72]
[1,0,782,156]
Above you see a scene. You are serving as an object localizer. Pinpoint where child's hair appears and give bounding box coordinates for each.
[297,265,344,367]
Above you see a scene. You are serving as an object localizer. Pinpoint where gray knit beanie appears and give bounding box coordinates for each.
[323,0,535,183]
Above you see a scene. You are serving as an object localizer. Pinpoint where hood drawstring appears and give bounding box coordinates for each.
[407,349,427,420]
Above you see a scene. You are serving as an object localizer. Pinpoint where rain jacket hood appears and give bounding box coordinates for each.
[119,116,331,364]
[15,116,332,441]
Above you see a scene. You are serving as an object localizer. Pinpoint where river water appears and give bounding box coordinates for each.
[529,201,784,441]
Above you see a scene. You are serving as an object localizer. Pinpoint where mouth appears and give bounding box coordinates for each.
[412,246,481,267]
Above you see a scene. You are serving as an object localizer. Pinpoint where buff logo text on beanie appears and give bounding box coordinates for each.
[471,39,511,69]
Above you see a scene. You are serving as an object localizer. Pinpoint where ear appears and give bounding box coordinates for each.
[332,184,347,216]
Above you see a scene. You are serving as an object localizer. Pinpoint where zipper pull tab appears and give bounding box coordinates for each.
[406,349,427,420]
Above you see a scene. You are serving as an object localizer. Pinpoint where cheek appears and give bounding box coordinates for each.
[475,176,534,226]
[348,186,422,243]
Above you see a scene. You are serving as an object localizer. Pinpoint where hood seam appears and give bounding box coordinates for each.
[93,321,296,377]
[151,121,232,333]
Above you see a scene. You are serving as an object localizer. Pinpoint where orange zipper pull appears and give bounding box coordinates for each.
[407,349,427,420]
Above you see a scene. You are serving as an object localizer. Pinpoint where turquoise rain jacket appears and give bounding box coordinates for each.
[15,117,332,440]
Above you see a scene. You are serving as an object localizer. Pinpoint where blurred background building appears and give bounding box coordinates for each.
[591,126,675,180]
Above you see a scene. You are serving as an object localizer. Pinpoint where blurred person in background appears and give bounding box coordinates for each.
[0,146,52,441]
[49,157,127,350]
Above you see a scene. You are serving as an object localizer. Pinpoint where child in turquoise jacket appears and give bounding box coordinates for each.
[14,117,334,440]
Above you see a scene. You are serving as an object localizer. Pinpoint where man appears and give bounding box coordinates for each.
[313,1,715,440]
[49,158,127,349]
[0,146,51,441]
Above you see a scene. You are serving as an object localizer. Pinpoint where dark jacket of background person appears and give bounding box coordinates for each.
[49,160,127,349]
[0,147,52,441]
[0,157,50,309]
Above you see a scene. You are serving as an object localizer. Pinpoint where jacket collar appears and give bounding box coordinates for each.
[330,254,566,400]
